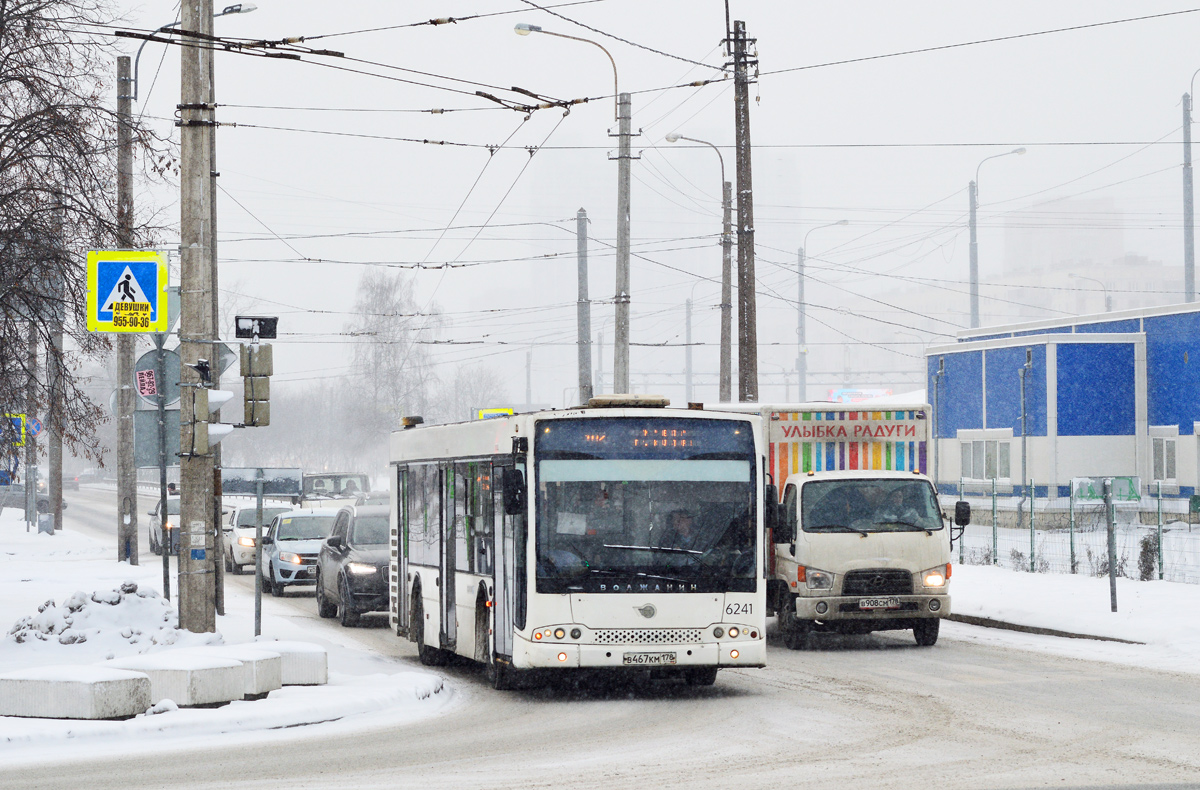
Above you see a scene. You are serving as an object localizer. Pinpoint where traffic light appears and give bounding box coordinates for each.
[188,387,234,456]
[241,343,272,427]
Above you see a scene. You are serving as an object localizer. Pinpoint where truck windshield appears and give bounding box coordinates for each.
[801,479,942,534]
[535,417,756,594]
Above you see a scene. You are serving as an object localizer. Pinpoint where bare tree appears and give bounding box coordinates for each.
[0,0,156,469]
[432,363,510,424]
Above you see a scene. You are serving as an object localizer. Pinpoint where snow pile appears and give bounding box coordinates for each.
[4,582,221,662]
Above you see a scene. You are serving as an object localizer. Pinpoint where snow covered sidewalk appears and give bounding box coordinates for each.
[0,510,452,765]
[948,563,1200,676]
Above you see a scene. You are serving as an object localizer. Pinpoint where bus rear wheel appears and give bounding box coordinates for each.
[413,598,447,666]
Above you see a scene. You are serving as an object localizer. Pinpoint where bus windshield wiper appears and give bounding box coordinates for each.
[589,568,689,584]
[602,543,704,555]
[809,524,870,537]
[874,520,934,536]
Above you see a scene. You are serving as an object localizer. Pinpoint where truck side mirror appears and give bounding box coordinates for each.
[502,468,526,515]
[954,501,971,526]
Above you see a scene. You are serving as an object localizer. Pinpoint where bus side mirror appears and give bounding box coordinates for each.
[502,468,526,515]
[763,484,779,533]
[954,501,971,526]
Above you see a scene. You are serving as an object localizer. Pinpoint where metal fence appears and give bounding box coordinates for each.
[944,480,1200,585]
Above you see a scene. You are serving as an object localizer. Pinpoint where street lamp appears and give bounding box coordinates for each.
[797,220,848,401]
[1069,273,1112,312]
[665,132,733,401]
[969,147,1026,329]
[516,22,633,393]
[133,4,257,101]
[1182,67,1200,303]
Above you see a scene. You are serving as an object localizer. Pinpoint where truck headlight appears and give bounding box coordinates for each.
[347,562,377,575]
[804,568,834,590]
[921,564,949,588]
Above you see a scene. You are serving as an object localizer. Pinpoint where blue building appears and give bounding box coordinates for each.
[926,302,1200,500]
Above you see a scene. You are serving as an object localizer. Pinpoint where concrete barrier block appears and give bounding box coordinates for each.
[253,640,328,685]
[104,653,244,707]
[0,666,151,720]
[176,645,282,698]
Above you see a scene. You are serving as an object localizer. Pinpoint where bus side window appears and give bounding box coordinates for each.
[454,463,470,573]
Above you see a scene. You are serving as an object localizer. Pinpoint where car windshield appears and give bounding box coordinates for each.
[276,515,335,540]
[535,417,756,594]
[237,507,291,527]
[801,479,943,533]
[349,516,389,545]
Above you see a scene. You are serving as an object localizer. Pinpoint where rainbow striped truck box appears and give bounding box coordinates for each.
[714,403,969,649]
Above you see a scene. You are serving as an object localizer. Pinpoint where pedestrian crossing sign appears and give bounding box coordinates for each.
[86,250,168,332]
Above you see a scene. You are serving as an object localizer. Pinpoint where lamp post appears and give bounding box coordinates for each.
[1069,273,1112,312]
[969,147,1026,328]
[797,220,848,402]
[133,4,257,101]
[665,132,733,402]
[517,22,633,393]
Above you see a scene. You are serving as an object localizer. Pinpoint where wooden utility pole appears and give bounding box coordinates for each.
[116,55,138,561]
[178,0,217,632]
[729,19,758,402]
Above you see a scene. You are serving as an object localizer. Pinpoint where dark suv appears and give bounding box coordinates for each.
[315,505,390,627]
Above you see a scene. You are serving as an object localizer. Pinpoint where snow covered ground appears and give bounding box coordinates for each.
[0,508,453,766]
[2,505,1198,767]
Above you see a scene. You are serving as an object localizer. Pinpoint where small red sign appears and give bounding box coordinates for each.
[136,369,157,397]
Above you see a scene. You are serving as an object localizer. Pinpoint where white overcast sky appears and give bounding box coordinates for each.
[115,0,1200,406]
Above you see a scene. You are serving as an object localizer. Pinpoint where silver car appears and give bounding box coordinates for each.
[260,508,340,596]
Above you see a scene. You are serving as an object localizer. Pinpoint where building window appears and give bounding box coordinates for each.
[1152,437,1177,483]
[961,439,1011,481]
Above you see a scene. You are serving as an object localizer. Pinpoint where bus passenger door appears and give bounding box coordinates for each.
[439,464,457,651]
[491,461,525,659]
[393,465,408,637]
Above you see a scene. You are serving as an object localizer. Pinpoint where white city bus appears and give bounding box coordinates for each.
[388,398,769,689]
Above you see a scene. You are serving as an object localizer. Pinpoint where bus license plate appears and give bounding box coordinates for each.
[859,597,900,610]
[622,652,677,666]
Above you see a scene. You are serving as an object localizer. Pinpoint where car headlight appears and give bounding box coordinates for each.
[237,536,255,547]
[347,562,377,575]
[920,564,949,588]
[279,552,303,565]
[800,566,834,590]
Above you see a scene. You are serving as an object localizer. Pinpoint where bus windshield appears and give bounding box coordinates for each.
[535,417,756,594]
[801,478,943,534]
[303,474,369,497]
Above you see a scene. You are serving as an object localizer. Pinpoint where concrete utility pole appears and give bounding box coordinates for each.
[612,92,634,394]
[685,298,693,402]
[719,179,733,402]
[1184,91,1195,302]
[178,0,217,632]
[116,56,138,562]
[525,350,532,404]
[576,208,593,405]
[48,194,65,532]
[729,20,758,402]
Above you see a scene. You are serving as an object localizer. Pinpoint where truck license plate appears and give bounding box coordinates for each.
[859,597,900,610]
[622,652,677,666]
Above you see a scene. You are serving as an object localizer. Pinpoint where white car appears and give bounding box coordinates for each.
[223,502,295,574]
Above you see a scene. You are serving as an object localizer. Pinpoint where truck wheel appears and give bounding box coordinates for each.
[913,619,940,646]
[780,595,813,651]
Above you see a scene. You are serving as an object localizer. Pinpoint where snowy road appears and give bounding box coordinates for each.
[7,488,1199,788]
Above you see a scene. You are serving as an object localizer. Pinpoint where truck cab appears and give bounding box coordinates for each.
[773,470,965,647]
